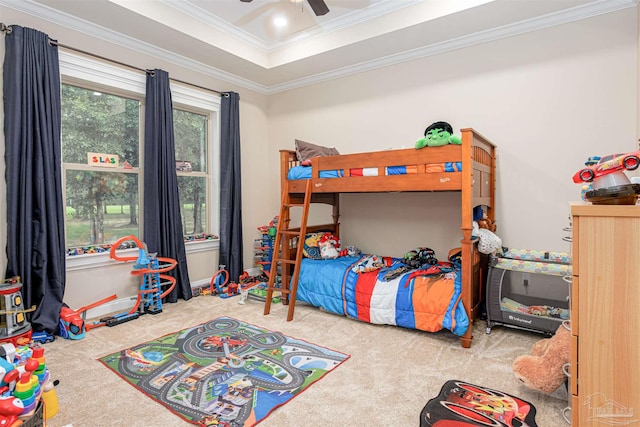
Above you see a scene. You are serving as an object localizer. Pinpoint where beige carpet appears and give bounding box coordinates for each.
[43,295,569,427]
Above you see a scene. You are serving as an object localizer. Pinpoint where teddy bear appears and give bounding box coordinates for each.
[477,213,497,232]
[512,323,570,394]
[415,121,462,149]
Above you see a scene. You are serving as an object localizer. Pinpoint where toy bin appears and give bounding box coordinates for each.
[485,249,571,336]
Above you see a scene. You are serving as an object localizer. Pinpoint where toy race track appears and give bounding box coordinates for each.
[92,235,177,329]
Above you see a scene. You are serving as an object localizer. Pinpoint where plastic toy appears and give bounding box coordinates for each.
[221,282,239,298]
[0,361,17,404]
[578,156,600,200]
[30,332,55,345]
[209,267,229,295]
[58,293,117,336]
[0,341,54,425]
[0,394,23,426]
[244,283,281,305]
[13,359,40,415]
[573,151,640,204]
[236,274,266,304]
[415,121,462,149]
[98,236,177,327]
[572,150,640,183]
[208,267,243,299]
[41,378,59,420]
[0,277,36,347]
[58,306,86,340]
[512,321,570,394]
[402,247,438,268]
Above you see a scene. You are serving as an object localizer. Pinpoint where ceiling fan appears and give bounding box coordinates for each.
[239,0,330,17]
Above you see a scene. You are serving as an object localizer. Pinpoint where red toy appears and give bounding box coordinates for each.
[573,151,640,183]
[0,394,23,427]
[0,277,35,348]
[224,282,239,297]
[209,268,229,295]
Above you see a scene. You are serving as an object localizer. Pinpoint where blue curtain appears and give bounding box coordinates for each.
[3,25,66,333]
[219,92,244,282]
[143,69,192,302]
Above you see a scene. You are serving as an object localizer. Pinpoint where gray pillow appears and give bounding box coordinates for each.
[295,139,340,164]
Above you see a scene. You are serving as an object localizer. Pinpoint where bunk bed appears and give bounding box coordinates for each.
[263,128,496,348]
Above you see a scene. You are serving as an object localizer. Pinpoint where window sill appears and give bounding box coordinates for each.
[184,238,220,254]
[66,239,219,271]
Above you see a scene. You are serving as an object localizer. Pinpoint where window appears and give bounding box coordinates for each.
[60,51,220,268]
[62,84,141,248]
[174,109,208,236]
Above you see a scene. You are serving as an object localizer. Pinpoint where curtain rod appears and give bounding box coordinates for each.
[1,22,227,97]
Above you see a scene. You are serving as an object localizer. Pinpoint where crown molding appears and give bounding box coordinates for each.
[265,0,638,94]
[0,0,270,94]
[2,0,636,96]
[161,0,423,54]
[158,0,270,52]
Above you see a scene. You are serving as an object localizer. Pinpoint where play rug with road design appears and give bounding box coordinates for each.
[98,316,350,427]
[420,380,538,427]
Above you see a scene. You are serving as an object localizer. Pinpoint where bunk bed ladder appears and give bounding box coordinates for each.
[264,179,313,321]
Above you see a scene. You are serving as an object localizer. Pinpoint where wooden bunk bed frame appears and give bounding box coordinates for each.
[263,128,496,348]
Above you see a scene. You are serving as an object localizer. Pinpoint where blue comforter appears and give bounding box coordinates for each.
[295,256,469,336]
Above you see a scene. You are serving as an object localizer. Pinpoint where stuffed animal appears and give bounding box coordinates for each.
[477,214,497,232]
[512,323,570,394]
[318,233,340,259]
[339,245,361,257]
[415,121,462,149]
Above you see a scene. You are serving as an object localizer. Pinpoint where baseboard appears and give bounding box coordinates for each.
[191,278,211,288]
[84,296,137,321]
[84,274,258,321]
[245,267,261,276]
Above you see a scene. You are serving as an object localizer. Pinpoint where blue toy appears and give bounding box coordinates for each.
[99,236,177,328]
[210,266,229,295]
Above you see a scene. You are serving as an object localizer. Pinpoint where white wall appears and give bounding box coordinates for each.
[268,8,638,258]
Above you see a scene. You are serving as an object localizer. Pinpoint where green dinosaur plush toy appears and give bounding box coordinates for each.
[415,121,462,149]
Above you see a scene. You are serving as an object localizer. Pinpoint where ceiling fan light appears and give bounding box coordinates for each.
[274,16,288,27]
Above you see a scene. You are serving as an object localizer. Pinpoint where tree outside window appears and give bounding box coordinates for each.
[61,84,141,248]
[174,109,208,236]
[62,85,215,250]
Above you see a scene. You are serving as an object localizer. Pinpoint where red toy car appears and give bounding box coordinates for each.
[573,151,640,183]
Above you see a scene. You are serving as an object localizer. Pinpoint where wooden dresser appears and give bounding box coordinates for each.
[570,204,640,426]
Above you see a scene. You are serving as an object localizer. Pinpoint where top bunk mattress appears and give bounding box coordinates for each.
[287,162,463,180]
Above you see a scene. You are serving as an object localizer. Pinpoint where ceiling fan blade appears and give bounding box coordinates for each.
[239,0,252,2]
[307,0,329,16]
